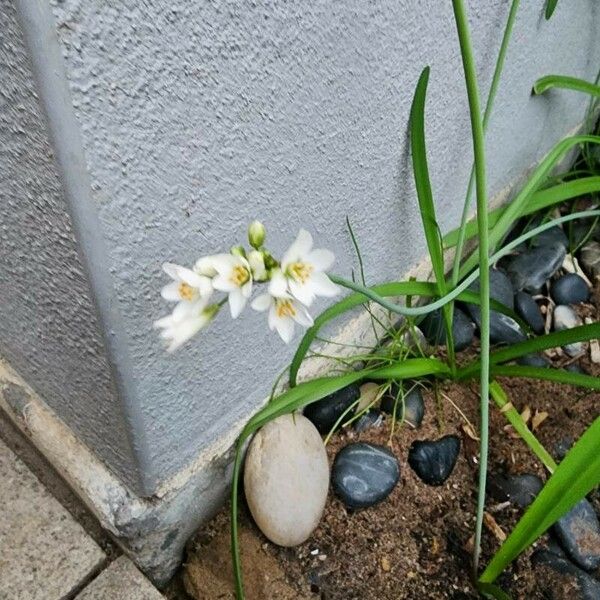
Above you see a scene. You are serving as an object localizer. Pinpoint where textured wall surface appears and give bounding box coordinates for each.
[0,0,142,490]
[7,0,600,493]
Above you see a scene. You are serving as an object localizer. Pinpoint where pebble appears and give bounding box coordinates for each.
[468,268,514,313]
[553,305,585,357]
[580,241,600,279]
[244,414,329,546]
[420,307,475,352]
[505,243,566,293]
[380,387,425,428]
[531,549,600,600]
[551,274,590,305]
[516,353,550,368]
[353,410,383,433]
[552,499,600,571]
[531,226,569,249]
[554,437,573,461]
[304,383,360,434]
[408,435,461,486]
[487,312,527,345]
[487,473,543,508]
[514,291,545,335]
[332,443,400,509]
[566,363,587,375]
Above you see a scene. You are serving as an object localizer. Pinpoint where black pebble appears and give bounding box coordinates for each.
[353,409,382,433]
[304,383,360,434]
[380,387,425,428]
[514,291,545,335]
[551,273,590,305]
[505,243,566,293]
[408,435,461,486]
[332,443,400,509]
[487,473,543,508]
[552,499,600,571]
[420,307,475,352]
[516,353,550,368]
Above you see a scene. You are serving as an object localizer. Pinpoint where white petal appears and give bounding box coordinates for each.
[275,317,294,343]
[310,271,339,297]
[292,302,314,327]
[212,275,237,292]
[161,282,181,301]
[268,304,277,330]
[251,294,272,312]
[154,313,175,329]
[194,255,217,277]
[282,229,313,266]
[289,279,315,306]
[162,262,181,280]
[210,253,238,274]
[268,269,289,297]
[228,289,247,319]
[241,280,253,298]
[166,314,209,352]
[176,266,205,288]
[197,276,213,298]
[307,248,335,272]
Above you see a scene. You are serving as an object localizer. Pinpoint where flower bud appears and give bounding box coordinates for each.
[230,245,247,258]
[248,250,267,282]
[248,220,266,249]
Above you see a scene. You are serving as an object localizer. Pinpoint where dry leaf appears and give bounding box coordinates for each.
[381,556,391,572]
[520,405,532,425]
[531,410,549,432]
[484,512,507,542]
[461,422,480,441]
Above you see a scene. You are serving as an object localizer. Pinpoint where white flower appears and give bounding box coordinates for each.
[280,229,338,306]
[248,250,267,282]
[211,253,253,318]
[161,263,213,307]
[251,291,313,344]
[154,300,217,352]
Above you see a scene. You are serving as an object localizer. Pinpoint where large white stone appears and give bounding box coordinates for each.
[244,413,329,546]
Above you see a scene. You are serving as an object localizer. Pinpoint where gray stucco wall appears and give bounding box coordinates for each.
[0,0,143,491]
[4,0,600,494]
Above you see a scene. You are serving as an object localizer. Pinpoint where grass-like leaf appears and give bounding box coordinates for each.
[459,135,600,277]
[533,75,600,98]
[444,176,600,248]
[492,364,600,390]
[545,0,559,20]
[489,380,557,473]
[410,67,456,368]
[458,324,600,379]
[479,415,600,584]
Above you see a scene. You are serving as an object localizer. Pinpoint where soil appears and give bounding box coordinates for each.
[180,283,600,600]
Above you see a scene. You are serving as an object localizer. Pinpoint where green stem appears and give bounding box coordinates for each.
[451,0,520,286]
[452,0,490,577]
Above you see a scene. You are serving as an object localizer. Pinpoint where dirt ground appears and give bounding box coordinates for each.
[182,357,600,599]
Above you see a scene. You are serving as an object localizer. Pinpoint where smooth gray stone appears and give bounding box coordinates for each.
[487,473,543,508]
[304,383,360,434]
[380,387,425,428]
[408,435,460,486]
[332,443,400,509]
[468,268,514,313]
[487,312,527,345]
[554,305,585,357]
[553,499,600,571]
[554,437,573,461]
[532,549,600,600]
[531,226,569,249]
[420,307,474,351]
[566,363,587,375]
[514,291,545,335]
[517,353,550,368]
[551,273,590,305]
[506,243,566,293]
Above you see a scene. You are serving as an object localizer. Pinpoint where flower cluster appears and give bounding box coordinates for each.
[154,222,338,351]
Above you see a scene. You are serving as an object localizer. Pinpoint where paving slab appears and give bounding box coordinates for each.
[0,437,106,600]
[75,556,164,599]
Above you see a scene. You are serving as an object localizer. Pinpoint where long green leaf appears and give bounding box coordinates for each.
[492,364,600,390]
[545,0,559,19]
[459,135,600,277]
[458,323,600,379]
[444,176,600,248]
[231,357,448,598]
[480,415,600,583]
[489,381,557,473]
[533,74,600,98]
[410,67,455,369]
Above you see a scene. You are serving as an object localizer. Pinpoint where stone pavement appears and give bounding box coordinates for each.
[0,437,163,599]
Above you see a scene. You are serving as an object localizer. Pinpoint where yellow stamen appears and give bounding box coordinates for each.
[288,261,313,283]
[276,299,296,319]
[178,282,196,301]
[230,265,250,287]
